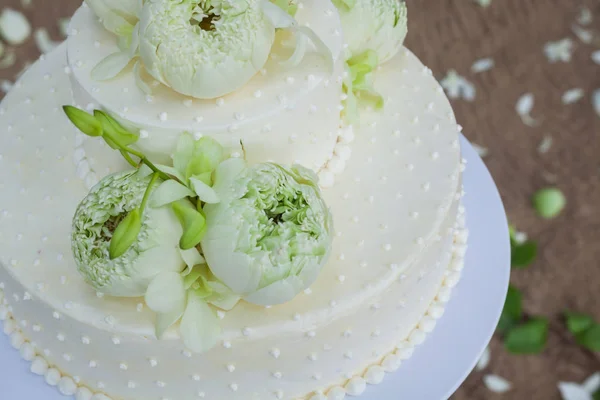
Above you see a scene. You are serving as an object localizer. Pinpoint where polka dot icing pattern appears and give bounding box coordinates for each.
[67,2,345,172]
[0,40,463,400]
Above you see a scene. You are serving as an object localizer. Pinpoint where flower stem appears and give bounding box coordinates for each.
[120,150,138,168]
[140,173,160,215]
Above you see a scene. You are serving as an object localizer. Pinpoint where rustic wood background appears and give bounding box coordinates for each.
[1,0,599,399]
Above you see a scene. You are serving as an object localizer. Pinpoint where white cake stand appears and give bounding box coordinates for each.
[0,135,511,400]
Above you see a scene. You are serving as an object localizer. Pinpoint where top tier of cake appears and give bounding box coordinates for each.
[67,1,345,170]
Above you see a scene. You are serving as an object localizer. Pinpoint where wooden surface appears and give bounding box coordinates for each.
[1,1,599,399]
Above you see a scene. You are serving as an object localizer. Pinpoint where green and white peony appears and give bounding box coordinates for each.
[137,0,332,98]
[72,169,186,297]
[201,159,333,306]
[334,0,408,63]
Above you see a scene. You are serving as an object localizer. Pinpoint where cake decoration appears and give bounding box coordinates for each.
[334,0,408,120]
[64,103,334,352]
[88,0,334,99]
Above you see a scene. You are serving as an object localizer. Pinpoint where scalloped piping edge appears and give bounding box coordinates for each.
[0,203,466,400]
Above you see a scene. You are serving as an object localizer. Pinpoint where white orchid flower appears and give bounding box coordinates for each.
[201,160,333,306]
[334,0,408,64]
[71,169,186,297]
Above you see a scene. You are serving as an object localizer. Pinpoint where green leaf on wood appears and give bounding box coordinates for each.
[576,323,600,352]
[511,241,537,268]
[497,285,523,334]
[505,317,549,354]
[564,311,595,335]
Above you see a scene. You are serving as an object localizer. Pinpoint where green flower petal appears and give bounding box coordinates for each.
[151,180,195,208]
[180,291,221,353]
[145,271,186,314]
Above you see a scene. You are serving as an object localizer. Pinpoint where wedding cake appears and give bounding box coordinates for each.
[0,1,468,399]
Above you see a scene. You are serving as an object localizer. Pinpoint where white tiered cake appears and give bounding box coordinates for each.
[0,1,467,399]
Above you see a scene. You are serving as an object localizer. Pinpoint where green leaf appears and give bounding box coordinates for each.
[505,318,548,354]
[594,388,600,400]
[564,311,595,335]
[94,110,138,149]
[532,188,566,219]
[63,106,103,137]
[109,209,141,259]
[497,285,522,334]
[576,323,600,351]
[172,201,207,250]
[511,241,537,268]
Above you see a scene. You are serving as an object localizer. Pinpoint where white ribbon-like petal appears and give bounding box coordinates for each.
[179,247,205,276]
[189,177,220,204]
[145,271,186,314]
[155,303,186,339]
[151,180,195,208]
[180,291,221,353]
[91,50,134,81]
[155,164,186,183]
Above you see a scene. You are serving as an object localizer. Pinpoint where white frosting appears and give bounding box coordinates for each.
[67,2,345,173]
[0,35,465,400]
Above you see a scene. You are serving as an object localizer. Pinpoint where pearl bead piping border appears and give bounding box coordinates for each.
[0,206,466,400]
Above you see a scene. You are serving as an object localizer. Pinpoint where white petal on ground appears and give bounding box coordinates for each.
[538,136,553,154]
[59,18,71,38]
[516,93,539,126]
[1,80,13,93]
[544,39,574,63]
[473,0,492,7]
[0,50,16,69]
[592,51,600,65]
[475,346,490,371]
[0,9,32,46]
[593,89,600,118]
[513,231,528,244]
[571,25,593,44]
[583,372,600,394]
[440,70,476,101]
[34,29,60,54]
[558,382,593,400]
[472,143,489,158]
[483,375,512,393]
[471,58,495,73]
[577,7,593,25]
[562,88,584,105]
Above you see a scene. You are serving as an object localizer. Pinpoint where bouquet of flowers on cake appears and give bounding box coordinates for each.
[64,106,333,353]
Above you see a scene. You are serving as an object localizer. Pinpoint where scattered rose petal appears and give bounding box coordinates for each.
[1,79,13,93]
[0,9,32,46]
[34,28,59,54]
[516,93,539,126]
[544,39,574,63]
[538,136,553,154]
[473,0,492,7]
[483,375,512,393]
[577,7,593,25]
[58,18,71,38]
[594,89,600,118]
[0,50,16,69]
[583,372,600,394]
[562,88,584,105]
[571,25,593,44]
[475,346,490,371]
[471,58,495,73]
[440,69,476,101]
[472,143,489,158]
[592,51,600,65]
[558,382,593,400]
